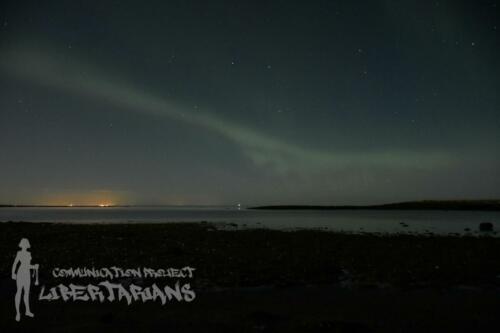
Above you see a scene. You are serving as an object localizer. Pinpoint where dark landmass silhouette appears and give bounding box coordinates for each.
[250,200,500,211]
[2,200,500,210]
[0,205,130,208]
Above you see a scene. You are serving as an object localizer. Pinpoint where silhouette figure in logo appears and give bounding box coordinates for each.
[11,238,39,322]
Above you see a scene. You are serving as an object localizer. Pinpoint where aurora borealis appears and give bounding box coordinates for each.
[0,0,499,205]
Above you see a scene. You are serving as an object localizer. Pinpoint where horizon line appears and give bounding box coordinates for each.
[1,199,499,209]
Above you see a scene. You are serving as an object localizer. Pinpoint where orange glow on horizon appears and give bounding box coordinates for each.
[38,191,124,207]
[98,203,112,207]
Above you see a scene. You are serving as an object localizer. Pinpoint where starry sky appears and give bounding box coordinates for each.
[0,0,499,206]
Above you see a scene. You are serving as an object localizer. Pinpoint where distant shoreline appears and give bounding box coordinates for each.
[0,205,132,208]
[2,200,500,211]
[249,200,500,211]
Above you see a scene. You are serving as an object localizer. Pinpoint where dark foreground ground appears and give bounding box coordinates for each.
[1,222,500,332]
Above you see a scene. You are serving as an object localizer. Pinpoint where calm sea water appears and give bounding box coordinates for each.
[0,206,499,235]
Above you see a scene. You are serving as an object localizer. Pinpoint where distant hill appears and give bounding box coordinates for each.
[249,200,500,211]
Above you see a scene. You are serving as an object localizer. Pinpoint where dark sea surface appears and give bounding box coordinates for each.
[0,206,498,235]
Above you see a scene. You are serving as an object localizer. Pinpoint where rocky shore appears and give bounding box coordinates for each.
[1,222,499,332]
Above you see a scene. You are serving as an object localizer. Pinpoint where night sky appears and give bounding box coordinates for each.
[0,1,499,206]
